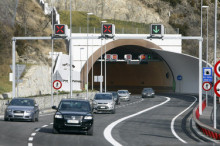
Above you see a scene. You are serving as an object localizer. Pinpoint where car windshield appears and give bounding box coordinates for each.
[118,91,128,94]
[143,88,153,92]
[10,99,34,106]
[58,101,90,112]
[95,94,112,100]
[112,92,117,97]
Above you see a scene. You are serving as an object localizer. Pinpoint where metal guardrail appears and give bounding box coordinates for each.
[193,99,220,140]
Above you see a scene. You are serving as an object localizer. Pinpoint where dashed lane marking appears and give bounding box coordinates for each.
[28,137,33,141]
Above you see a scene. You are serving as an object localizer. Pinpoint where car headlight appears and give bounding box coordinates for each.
[6,109,12,112]
[93,101,97,105]
[152,93,155,94]
[84,116,93,120]
[26,110,32,113]
[55,113,63,119]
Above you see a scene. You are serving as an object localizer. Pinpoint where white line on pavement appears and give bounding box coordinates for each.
[104,97,170,146]
[42,125,48,128]
[31,133,36,137]
[50,123,53,125]
[171,96,197,144]
[28,143,33,146]
[28,137,33,141]
[35,128,40,132]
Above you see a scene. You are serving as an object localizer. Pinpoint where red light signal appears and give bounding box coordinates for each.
[54,24,66,35]
[106,54,111,61]
[124,54,132,61]
[110,54,118,61]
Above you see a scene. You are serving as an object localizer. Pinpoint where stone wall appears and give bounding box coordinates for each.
[0,92,97,115]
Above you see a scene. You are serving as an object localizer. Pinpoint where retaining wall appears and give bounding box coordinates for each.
[0,92,97,115]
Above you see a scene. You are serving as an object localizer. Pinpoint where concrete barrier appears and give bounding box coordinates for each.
[193,99,220,140]
[0,92,97,115]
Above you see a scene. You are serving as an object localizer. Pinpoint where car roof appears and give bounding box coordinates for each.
[95,92,112,94]
[118,90,128,91]
[12,98,34,101]
[60,99,90,102]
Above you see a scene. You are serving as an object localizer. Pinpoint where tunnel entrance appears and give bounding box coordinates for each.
[87,45,175,93]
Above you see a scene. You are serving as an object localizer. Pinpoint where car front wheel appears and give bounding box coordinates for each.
[87,126,93,136]
[53,127,59,134]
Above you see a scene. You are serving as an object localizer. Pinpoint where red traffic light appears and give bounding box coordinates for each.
[140,54,146,60]
[106,54,111,61]
[101,24,115,36]
[111,54,118,61]
[54,24,65,35]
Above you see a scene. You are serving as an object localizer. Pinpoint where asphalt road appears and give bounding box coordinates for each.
[0,94,216,146]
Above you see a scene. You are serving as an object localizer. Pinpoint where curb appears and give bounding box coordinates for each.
[191,118,219,143]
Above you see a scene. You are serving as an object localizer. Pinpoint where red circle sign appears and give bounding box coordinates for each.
[214,80,220,97]
[214,60,220,77]
[53,80,62,90]
[202,82,212,91]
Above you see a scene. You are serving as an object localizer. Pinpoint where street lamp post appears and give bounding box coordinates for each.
[87,12,93,99]
[100,21,107,93]
[80,48,84,92]
[202,5,209,107]
[199,0,203,115]
[214,0,217,129]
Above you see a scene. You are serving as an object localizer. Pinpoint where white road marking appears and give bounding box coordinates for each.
[39,113,54,117]
[35,128,40,132]
[171,96,197,144]
[42,125,48,128]
[31,133,36,137]
[50,123,53,125]
[28,143,33,146]
[28,137,33,141]
[104,97,170,146]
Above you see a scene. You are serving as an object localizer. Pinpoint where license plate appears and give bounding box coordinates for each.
[100,106,105,109]
[14,113,23,116]
[67,120,79,124]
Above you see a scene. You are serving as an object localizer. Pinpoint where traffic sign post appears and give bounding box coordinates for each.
[202,82,212,91]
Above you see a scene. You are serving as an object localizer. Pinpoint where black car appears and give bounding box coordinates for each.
[52,99,93,135]
[111,92,120,105]
[142,88,155,98]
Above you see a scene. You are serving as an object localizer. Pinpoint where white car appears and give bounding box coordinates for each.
[117,90,131,101]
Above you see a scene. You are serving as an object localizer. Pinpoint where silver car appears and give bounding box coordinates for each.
[117,90,131,101]
[92,93,116,114]
[4,98,39,122]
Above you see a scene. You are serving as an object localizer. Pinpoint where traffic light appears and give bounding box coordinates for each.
[101,24,115,37]
[124,54,132,61]
[150,24,164,37]
[110,54,118,61]
[105,54,111,61]
[54,24,66,36]
[139,54,148,64]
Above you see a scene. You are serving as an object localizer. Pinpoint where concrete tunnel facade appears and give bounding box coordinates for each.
[80,39,208,94]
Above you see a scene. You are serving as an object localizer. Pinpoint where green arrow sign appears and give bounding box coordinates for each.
[153,26,160,33]
[151,24,163,35]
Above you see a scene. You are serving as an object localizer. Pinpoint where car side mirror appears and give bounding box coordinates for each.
[52,106,57,110]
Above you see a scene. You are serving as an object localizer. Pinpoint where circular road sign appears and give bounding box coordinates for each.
[177,75,182,81]
[202,82,212,91]
[214,80,220,97]
[53,80,62,90]
[214,60,220,77]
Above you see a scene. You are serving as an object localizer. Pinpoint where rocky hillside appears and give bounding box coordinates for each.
[46,0,220,64]
[0,0,66,94]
